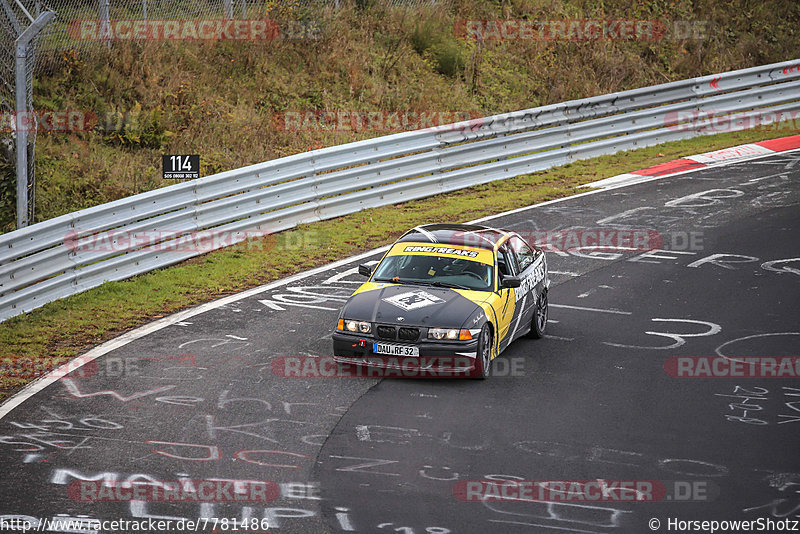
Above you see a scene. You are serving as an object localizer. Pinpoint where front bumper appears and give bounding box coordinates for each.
[332,331,479,376]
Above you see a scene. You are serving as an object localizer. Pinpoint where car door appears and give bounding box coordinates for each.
[508,235,538,340]
[493,242,518,351]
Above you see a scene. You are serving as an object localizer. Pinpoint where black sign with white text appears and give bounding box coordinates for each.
[162,154,200,180]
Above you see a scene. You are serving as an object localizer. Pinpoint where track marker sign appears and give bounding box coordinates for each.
[163,154,199,180]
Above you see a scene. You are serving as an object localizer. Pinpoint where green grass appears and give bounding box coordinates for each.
[0,127,792,400]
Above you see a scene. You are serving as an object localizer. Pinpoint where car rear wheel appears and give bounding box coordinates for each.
[473,324,492,379]
[527,290,548,339]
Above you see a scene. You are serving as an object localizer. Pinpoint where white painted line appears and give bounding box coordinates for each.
[550,270,579,277]
[581,173,652,189]
[550,304,632,315]
[544,335,574,341]
[684,143,774,163]
[259,300,338,311]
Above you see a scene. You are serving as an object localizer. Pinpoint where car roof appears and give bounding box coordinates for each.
[396,223,513,250]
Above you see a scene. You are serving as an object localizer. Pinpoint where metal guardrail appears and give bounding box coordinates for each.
[1,59,799,321]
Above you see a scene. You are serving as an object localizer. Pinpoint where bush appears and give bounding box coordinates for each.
[411,19,438,54]
[98,104,171,149]
[410,18,465,78]
[433,39,465,77]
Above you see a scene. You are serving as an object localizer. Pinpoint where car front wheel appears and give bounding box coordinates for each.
[473,324,492,379]
[527,290,548,339]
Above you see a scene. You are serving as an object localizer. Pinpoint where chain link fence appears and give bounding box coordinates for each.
[0,0,50,228]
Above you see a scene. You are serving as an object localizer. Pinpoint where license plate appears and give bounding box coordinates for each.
[373,343,419,357]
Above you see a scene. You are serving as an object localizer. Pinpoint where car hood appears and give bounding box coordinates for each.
[342,284,484,328]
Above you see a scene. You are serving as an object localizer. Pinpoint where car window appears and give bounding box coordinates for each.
[510,236,535,272]
[372,254,494,291]
[497,244,517,277]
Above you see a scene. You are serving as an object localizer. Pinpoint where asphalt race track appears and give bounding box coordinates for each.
[1,149,799,534]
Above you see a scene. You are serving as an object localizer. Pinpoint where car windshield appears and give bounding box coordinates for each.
[373,254,493,291]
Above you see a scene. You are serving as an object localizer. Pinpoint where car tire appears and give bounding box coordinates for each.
[527,290,548,339]
[472,324,492,379]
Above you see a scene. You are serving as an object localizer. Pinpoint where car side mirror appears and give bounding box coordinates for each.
[358,264,373,277]
[501,275,521,288]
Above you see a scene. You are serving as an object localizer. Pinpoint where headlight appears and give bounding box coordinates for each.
[339,319,371,333]
[428,328,472,340]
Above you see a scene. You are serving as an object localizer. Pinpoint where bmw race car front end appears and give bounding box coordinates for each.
[331,319,483,377]
[331,281,489,376]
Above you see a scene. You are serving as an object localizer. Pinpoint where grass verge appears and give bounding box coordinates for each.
[0,128,794,400]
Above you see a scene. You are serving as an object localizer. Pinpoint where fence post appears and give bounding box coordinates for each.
[223,0,232,19]
[99,0,110,36]
[14,10,55,229]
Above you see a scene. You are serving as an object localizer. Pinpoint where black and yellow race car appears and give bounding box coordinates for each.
[332,224,549,378]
